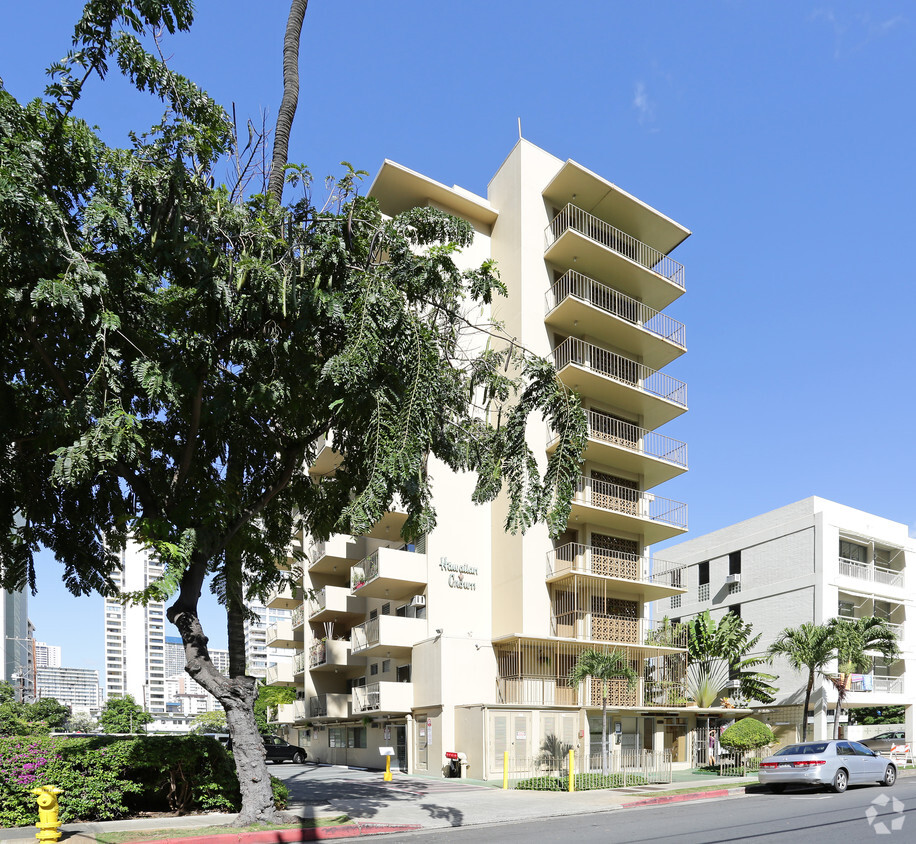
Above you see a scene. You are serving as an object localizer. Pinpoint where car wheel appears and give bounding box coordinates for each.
[769,784,786,793]
[293,751,305,764]
[882,765,896,787]
[831,769,848,793]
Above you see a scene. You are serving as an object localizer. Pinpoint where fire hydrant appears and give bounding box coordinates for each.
[32,785,62,843]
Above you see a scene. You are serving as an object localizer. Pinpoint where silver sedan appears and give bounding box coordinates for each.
[758,739,896,793]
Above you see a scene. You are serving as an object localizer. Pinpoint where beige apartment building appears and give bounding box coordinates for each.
[267,139,717,779]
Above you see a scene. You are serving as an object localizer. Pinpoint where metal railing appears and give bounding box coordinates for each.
[352,683,381,713]
[549,409,687,468]
[309,695,327,718]
[553,338,687,408]
[350,550,380,591]
[549,611,688,647]
[545,204,685,289]
[838,557,905,588]
[546,543,685,588]
[505,749,672,789]
[308,587,327,617]
[572,475,687,530]
[309,540,326,566]
[291,604,305,628]
[351,617,380,653]
[293,651,306,674]
[545,270,686,348]
[308,641,326,669]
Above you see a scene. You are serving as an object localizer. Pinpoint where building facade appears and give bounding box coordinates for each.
[34,642,61,669]
[651,497,914,743]
[267,140,711,778]
[35,666,101,712]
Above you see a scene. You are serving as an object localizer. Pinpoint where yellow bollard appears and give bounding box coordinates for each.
[384,754,392,782]
[32,785,63,843]
[503,750,508,790]
[568,749,575,792]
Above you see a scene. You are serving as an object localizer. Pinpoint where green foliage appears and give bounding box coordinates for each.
[97,695,153,733]
[0,688,71,736]
[254,686,296,733]
[686,658,730,708]
[515,772,648,791]
[190,710,228,734]
[719,718,775,752]
[65,712,97,733]
[0,734,240,825]
[850,706,906,726]
[687,611,778,704]
[270,774,289,809]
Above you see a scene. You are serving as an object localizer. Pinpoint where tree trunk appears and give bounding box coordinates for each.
[801,672,814,743]
[225,547,247,678]
[832,680,846,740]
[269,0,309,203]
[168,559,285,826]
[601,690,608,777]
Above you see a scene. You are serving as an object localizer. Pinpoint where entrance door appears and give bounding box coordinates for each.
[394,726,407,771]
[416,719,428,771]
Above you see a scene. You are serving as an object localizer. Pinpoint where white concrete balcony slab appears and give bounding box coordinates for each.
[265,662,295,687]
[309,433,343,477]
[308,585,366,623]
[350,547,427,600]
[351,681,414,716]
[546,543,686,601]
[265,620,302,650]
[351,615,427,658]
[553,338,686,429]
[266,580,303,611]
[545,270,686,370]
[548,410,687,490]
[569,475,687,545]
[308,693,351,720]
[544,204,685,311]
[308,639,355,673]
[308,534,365,576]
[276,699,307,724]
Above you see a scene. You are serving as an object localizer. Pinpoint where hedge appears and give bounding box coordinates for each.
[515,772,649,791]
[0,735,245,826]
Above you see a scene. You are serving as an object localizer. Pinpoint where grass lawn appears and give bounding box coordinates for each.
[96,816,351,843]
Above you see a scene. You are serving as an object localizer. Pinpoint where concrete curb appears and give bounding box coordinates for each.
[622,786,748,808]
[123,822,423,844]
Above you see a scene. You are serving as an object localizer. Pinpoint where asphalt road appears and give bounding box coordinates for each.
[394,779,916,843]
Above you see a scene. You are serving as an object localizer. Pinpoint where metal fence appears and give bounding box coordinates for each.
[509,748,672,790]
[717,749,767,777]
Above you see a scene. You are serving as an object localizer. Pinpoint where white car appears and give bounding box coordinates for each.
[758,740,896,793]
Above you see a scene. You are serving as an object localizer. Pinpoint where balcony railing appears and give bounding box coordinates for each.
[351,617,380,653]
[495,677,688,708]
[545,270,686,348]
[545,204,685,289]
[838,557,905,589]
[308,587,327,617]
[554,338,687,408]
[309,641,326,669]
[847,674,904,694]
[572,475,687,530]
[550,612,687,648]
[291,604,305,628]
[293,651,306,674]
[309,695,328,718]
[550,410,687,468]
[352,683,381,712]
[546,543,685,589]
[350,550,380,591]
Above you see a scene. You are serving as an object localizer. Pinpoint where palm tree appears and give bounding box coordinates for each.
[767,623,834,742]
[569,648,638,775]
[827,617,899,739]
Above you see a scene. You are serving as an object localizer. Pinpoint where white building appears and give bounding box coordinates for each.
[34,642,61,669]
[36,666,101,711]
[164,636,229,679]
[267,139,707,778]
[652,496,914,743]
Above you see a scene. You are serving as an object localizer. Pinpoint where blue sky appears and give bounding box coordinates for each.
[3,2,914,674]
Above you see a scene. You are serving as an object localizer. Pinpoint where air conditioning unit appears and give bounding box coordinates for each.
[410,595,426,607]
[725,679,742,689]
[725,573,741,585]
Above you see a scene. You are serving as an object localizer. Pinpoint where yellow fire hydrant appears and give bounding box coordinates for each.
[32,785,63,843]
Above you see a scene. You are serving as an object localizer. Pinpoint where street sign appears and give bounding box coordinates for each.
[379,747,395,756]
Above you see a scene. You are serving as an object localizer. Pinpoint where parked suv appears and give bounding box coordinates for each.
[224,734,308,763]
[861,731,907,753]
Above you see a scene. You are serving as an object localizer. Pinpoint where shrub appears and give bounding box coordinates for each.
[719,718,775,752]
[270,775,289,809]
[0,735,242,826]
[515,772,648,791]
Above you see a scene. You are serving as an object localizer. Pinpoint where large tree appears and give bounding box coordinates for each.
[0,1,586,825]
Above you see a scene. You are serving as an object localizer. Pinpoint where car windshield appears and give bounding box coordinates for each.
[774,743,829,756]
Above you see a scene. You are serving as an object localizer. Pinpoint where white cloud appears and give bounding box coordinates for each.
[633,81,655,126]
[811,8,906,59]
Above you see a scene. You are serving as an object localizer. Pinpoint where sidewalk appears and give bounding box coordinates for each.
[3,766,912,843]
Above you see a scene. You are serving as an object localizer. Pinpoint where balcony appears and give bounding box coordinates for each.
[293,650,306,676]
[350,547,427,600]
[310,433,342,477]
[569,475,687,544]
[265,662,295,687]
[546,543,686,601]
[309,693,350,720]
[845,674,904,695]
[351,615,427,658]
[265,620,301,650]
[553,338,686,429]
[545,271,686,369]
[544,204,685,311]
[550,612,687,650]
[351,681,414,715]
[838,557,905,591]
[276,700,307,724]
[308,534,365,576]
[495,677,686,709]
[308,585,366,623]
[547,410,687,489]
[308,639,357,673]
[265,580,302,611]
[291,604,305,630]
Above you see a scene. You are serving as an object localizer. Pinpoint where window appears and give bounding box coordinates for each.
[730,604,741,619]
[329,727,345,748]
[698,561,709,585]
[381,603,391,615]
[729,551,741,575]
[382,659,391,673]
[348,727,367,749]
[840,540,867,563]
[397,664,411,683]
[369,609,378,621]
[370,663,379,676]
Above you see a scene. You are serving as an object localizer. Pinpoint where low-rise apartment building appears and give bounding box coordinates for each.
[267,139,720,778]
[652,496,914,743]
